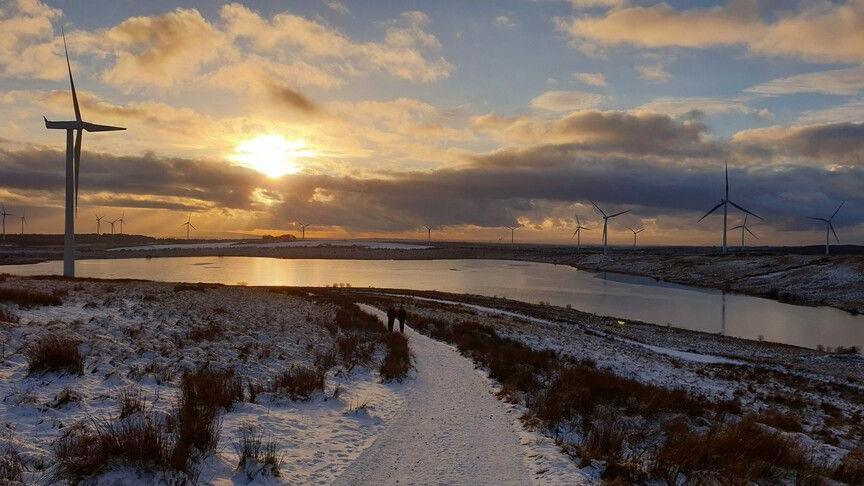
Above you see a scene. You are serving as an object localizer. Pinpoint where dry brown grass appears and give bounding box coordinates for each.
[234,424,280,480]
[1,443,24,484]
[835,447,864,484]
[26,335,84,375]
[186,321,224,341]
[753,408,804,433]
[0,286,63,308]
[266,366,326,401]
[655,418,811,484]
[379,332,411,382]
[118,387,146,419]
[54,416,178,482]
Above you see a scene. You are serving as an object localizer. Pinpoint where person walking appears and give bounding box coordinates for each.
[396,305,407,333]
[386,307,396,332]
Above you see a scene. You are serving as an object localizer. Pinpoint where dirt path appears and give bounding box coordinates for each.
[334,305,534,485]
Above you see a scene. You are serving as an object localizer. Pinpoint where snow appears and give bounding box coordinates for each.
[110,240,431,252]
[342,304,589,485]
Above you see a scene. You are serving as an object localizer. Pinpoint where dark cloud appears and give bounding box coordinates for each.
[265,82,320,113]
[734,122,864,161]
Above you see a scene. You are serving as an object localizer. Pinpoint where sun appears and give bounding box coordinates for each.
[229,135,313,178]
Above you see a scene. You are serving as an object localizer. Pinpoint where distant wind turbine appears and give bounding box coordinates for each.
[0,204,13,240]
[571,215,591,249]
[108,219,117,238]
[505,225,519,244]
[728,214,758,249]
[19,210,26,235]
[182,214,196,240]
[297,222,310,240]
[625,226,644,247]
[809,201,844,255]
[43,27,125,276]
[590,201,629,255]
[423,224,436,244]
[698,161,761,255]
[117,211,125,234]
[95,214,105,235]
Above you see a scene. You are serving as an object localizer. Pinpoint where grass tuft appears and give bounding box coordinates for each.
[26,335,84,375]
[234,424,280,480]
[0,286,63,308]
[379,332,411,382]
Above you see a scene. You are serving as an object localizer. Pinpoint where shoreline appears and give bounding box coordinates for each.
[1,243,862,314]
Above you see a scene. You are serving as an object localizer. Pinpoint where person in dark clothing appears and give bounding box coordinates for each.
[386,307,396,332]
[396,305,407,333]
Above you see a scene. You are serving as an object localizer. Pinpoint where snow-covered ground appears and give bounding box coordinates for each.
[110,240,431,252]
[0,278,407,484]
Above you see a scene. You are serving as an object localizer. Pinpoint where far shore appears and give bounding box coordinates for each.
[1,239,862,314]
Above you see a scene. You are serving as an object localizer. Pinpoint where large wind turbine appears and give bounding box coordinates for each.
[116,211,125,234]
[625,226,644,247]
[95,214,104,235]
[297,222,310,240]
[809,202,844,255]
[182,214,196,240]
[590,201,629,255]
[0,204,13,240]
[19,210,26,235]
[43,28,125,276]
[728,214,758,249]
[571,215,590,249]
[698,162,761,255]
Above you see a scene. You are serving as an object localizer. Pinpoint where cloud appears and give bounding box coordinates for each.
[637,64,670,82]
[264,83,319,113]
[560,1,864,63]
[529,90,604,112]
[99,8,229,89]
[322,0,350,15]
[0,0,64,80]
[732,122,864,161]
[471,109,720,158]
[638,97,771,119]
[493,15,517,29]
[574,72,606,87]
[746,66,864,96]
[570,0,625,9]
[797,99,864,124]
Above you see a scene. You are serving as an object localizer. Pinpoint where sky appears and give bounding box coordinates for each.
[0,0,862,245]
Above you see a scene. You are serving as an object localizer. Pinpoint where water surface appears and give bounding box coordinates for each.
[5,257,862,349]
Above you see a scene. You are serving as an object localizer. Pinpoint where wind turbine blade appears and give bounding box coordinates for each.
[571,230,577,239]
[729,225,743,230]
[190,224,197,230]
[808,217,828,222]
[575,215,581,226]
[727,200,762,220]
[589,200,606,217]
[636,229,644,234]
[724,160,729,195]
[830,223,839,243]
[62,27,81,123]
[745,227,758,239]
[608,209,630,218]
[82,122,126,132]
[625,226,634,233]
[831,201,845,220]
[74,129,82,213]
[698,201,724,222]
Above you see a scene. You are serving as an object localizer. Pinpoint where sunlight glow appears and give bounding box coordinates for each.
[229,135,314,178]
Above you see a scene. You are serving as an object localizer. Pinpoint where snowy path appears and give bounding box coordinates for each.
[335,305,533,485]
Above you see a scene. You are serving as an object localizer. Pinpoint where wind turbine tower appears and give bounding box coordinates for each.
[117,211,125,234]
[590,201,629,255]
[298,222,310,240]
[626,226,645,247]
[19,210,26,235]
[571,215,590,249]
[0,204,13,241]
[182,214,196,240]
[698,162,761,255]
[809,202,844,255]
[43,28,125,276]
[728,214,758,249]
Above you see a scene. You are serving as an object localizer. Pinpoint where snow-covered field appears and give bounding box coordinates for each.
[110,240,431,252]
[0,278,408,484]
